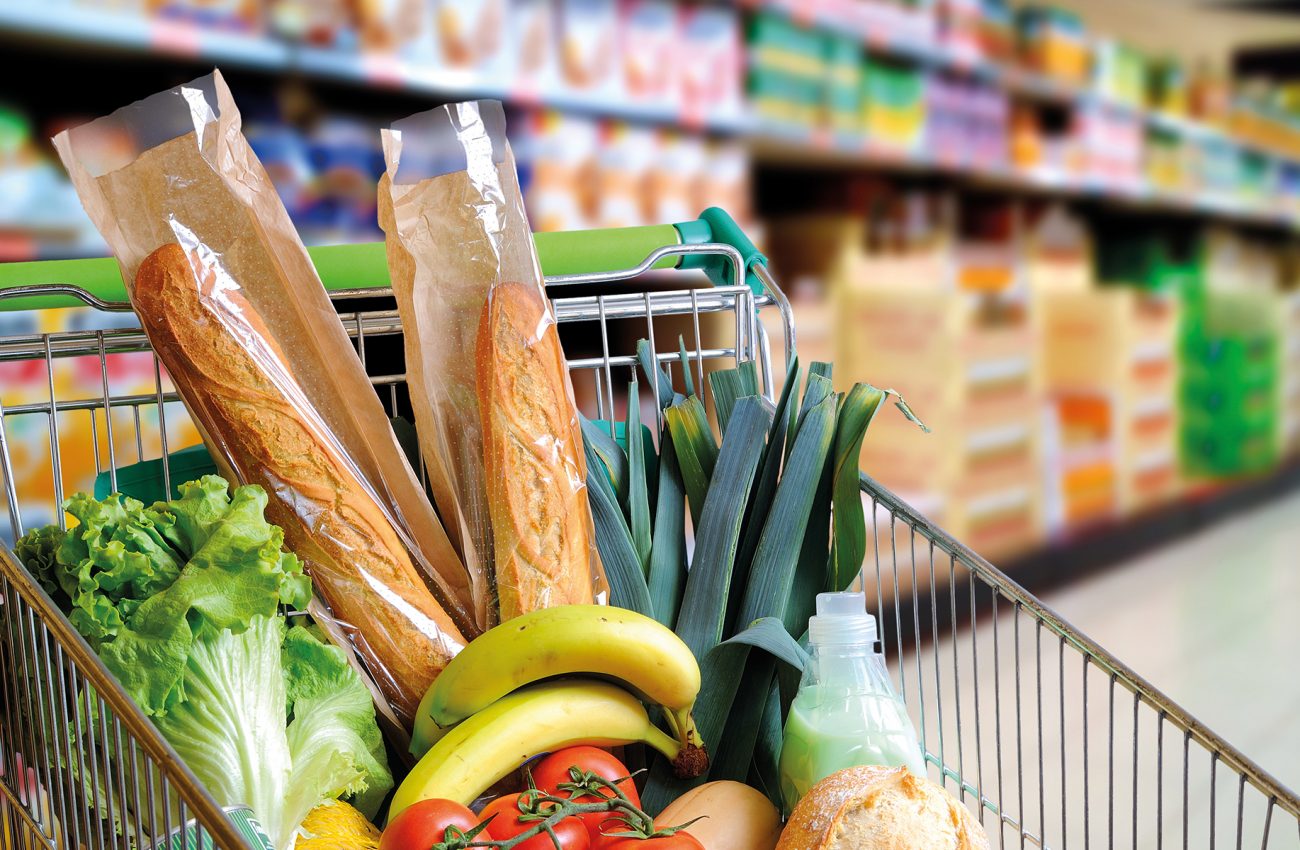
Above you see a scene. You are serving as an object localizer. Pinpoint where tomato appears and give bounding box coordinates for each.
[380,799,478,850]
[598,833,705,850]
[532,747,639,837]
[480,792,591,850]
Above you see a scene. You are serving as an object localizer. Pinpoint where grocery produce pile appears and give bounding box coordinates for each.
[12,70,991,850]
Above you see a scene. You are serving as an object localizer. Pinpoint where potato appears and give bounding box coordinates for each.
[654,781,783,850]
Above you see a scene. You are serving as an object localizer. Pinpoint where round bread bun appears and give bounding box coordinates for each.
[776,766,989,850]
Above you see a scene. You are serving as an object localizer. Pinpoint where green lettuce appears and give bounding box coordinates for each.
[16,477,389,849]
[155,617,392,848]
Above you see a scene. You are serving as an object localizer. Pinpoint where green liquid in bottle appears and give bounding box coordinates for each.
[778,685,927,817]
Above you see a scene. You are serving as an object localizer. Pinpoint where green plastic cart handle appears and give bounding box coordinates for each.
[0,210,766,311]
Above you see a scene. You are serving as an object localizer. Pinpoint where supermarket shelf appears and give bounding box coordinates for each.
[749,124,1300,230]
[745,0,1300,165]
[1008,460,1300,595]
[4,2,1300,234]
[0,2,290,68]
[0,2,746,133]
[891,460,1300,649]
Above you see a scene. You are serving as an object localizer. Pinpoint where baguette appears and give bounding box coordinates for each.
[476,281,595,620]
[135,243,466,725]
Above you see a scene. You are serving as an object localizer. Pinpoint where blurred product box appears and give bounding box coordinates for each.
[862,60,927,152]
[1016,4,1090,85]
[926,77,1008,170]
[595,122,657,228]
[1144,130,1189,194]
[619,0,679,109]
[509,0,561,93]
[514,110,600,231]
[1281,292,1300,456]
[825,35,864,137]
[353,0,435,59]
[267,0,356,45]
[513,111,750,231]
[835,282,1044,562]
[1038,289,1182,522]
[823,0,937,48]
[1009,101,1084,184]
[1076,104,1144,191]
[647,131,705,224]
[431,0,510,76]
[1148,58,1189,117]
[975,0,1014,64]
[747,11,828,132]
[146,0,262,30]
[1023,204,1091,291]
[935,0,983,65]
[1092,41,1148,111]
[1180,289,1282,478]
[559,0,621,98]
[679,5,744,125]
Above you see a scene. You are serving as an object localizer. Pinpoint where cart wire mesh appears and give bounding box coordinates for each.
[0,243,1296,850]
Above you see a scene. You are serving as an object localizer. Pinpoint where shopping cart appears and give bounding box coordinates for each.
[0,214,1295,850]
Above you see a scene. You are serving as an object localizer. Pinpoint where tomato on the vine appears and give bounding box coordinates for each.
[380,799,478,850]
[480,792,591,850]
[532,747,640,837]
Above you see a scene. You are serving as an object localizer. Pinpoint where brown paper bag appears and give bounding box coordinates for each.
[54,71,476,728]
[379,101,607,625]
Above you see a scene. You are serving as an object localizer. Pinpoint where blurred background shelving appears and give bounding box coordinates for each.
[5,0,1300,577]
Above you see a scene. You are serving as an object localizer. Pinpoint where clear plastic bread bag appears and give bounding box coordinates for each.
[54,71,476,733]
[378,100,607,626]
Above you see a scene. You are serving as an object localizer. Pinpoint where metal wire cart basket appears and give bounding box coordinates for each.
[0,221,1296,850]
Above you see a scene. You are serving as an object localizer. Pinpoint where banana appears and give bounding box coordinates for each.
[412,605,704,757]
[389,679,705,819]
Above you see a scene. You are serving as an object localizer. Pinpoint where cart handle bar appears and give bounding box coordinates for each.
[0,208,769,313]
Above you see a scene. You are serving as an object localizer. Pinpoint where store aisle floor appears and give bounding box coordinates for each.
[1041,489,1300,791]
[891,489,1300,848]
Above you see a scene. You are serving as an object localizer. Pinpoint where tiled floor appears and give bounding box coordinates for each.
[886,490,1300,849]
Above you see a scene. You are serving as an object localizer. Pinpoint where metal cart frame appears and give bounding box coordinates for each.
[0,235,1296,850]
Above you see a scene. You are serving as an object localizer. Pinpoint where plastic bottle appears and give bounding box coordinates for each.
[778,591,926,816]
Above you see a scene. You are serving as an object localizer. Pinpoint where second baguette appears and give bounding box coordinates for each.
[476,281,596,620]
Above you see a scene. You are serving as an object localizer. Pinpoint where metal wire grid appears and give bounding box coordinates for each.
[0,247,1295,850]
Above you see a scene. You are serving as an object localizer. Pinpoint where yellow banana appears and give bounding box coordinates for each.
[390,679,702,819]
[412,605,703,757]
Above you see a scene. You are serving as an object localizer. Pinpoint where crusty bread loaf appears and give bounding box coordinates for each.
[776,766,989,850]
[134,243,466,725]
[476,281,595,621]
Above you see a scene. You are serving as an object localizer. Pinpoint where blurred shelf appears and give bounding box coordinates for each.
[741,0,1300,169]
[3,2,1300,234]
[0,2,290,68]
[0,2,746,133]
[1007,460,1300,596]
[748,124,1300,230]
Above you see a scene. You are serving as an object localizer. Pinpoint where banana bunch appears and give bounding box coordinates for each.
[390,605,708,819]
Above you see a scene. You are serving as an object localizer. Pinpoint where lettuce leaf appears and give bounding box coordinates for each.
[282,625,393,821]
[153,618,392,849]
[17,476,312,714]
[15,477,389,848]
[154,616,293,848]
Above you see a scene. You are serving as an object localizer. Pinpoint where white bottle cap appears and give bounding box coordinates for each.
[808,591,878,647]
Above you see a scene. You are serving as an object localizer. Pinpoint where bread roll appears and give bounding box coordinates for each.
[135,243,466,725]
[476,281,595,620]
[776,766,988,850]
